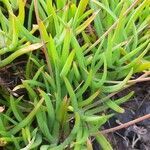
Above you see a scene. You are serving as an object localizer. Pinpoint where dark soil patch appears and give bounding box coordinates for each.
[0,61,26,98]
[93,81,150,150]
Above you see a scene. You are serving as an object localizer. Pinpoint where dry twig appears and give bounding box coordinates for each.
[94,114,150,135]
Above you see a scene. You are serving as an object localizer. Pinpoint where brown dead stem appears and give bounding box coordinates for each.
[95,114,150,135]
